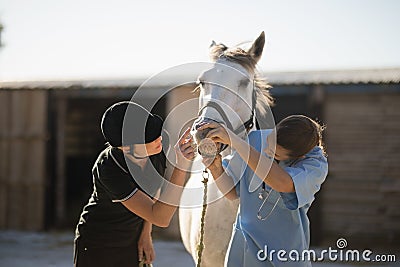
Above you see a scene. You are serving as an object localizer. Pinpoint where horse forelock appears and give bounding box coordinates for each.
[210,46,275,115]
[211,47,256,71]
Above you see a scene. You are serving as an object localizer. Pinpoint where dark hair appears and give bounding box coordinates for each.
[276,115,325,158]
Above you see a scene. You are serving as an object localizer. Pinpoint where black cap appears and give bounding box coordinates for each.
[101,101,163,147]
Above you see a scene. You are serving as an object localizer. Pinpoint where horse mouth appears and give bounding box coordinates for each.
[198,138,221,158]
[192,118,223,158]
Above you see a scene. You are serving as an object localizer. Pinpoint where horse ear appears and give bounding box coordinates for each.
[210,40,217,48]
[247,31,265,63]
[209,42,228,61]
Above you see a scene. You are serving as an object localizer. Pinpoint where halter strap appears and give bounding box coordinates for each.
[197,79,258,135]
[198,101,233,130]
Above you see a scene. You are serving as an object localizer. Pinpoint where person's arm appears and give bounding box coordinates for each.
[121,128,194,227]
[203,155,238,200]
[138,221,155,264]
[199,122,294,193]
[138,185,161,264]
[230,135,295,193]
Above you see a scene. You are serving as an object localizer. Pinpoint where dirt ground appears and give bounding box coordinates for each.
[0,231,193,267]
[0,231,398,267]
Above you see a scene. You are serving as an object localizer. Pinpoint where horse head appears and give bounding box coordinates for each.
[191,31,273,157]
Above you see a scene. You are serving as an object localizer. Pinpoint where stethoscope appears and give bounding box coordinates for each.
[257,182,280,221]
[256,158,281,221]
[256,158,300,221]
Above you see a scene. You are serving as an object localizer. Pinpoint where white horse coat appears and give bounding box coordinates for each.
[179,32,273,266]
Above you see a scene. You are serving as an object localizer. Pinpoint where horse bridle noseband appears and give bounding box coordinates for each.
[197,100,255,135]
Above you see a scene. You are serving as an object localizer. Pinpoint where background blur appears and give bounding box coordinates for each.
[0,0,399,265]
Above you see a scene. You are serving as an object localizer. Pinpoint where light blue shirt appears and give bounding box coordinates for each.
[222,130,328,267]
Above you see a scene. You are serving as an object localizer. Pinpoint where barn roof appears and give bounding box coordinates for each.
[266,68,400,85]
[0,68,399,89]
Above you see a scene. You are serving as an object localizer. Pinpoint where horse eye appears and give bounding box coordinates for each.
[239,79,249,88]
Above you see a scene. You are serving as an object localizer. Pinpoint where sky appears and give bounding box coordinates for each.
[0,0,399,81]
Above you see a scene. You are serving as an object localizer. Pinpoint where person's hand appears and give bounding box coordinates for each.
[202,154,222,173]
[265,132,276,159]
[174,127,195,169]
[197,122,231,145]
[138,231,155,265]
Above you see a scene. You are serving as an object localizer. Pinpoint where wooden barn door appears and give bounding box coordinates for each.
[271,85,325,246]
[46,90,168,229]
[0,90,48,230]
[323,92,400,245]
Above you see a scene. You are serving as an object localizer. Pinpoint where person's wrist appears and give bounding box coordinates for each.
[141,231,151,236]
[140,230,151,238]
[208,162,222,174]
[176,158,193,170]
[141,224,152,233]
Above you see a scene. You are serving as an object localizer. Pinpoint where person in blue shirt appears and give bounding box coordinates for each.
[199,115,328,266]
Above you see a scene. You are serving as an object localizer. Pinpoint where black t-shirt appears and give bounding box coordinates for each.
[75,147,166,247]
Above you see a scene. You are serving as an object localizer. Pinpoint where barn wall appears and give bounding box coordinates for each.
[322,91,400,245]
[1,80,399,246]
[0,90,48,230]
[165,85,199,145]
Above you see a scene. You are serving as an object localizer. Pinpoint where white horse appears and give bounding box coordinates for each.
[179,32,274,266]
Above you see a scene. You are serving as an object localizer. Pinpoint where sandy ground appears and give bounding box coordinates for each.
[0,231,398,267]
[0,231,194,267]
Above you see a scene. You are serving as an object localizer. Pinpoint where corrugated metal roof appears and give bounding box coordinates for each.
[0,77,147,89]
[265,68,400,85]
[0,68,399,89]
[0,74,198,90]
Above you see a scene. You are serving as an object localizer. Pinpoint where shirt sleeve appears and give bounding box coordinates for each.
[279,155,328,210]
[96,166,139,203]
[222,151,247,197]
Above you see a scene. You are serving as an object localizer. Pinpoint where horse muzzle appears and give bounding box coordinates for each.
[191,118,224,158]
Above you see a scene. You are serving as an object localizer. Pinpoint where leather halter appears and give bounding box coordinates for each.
[197,100,254,135]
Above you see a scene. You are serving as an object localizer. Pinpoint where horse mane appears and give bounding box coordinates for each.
[210,45,274,116]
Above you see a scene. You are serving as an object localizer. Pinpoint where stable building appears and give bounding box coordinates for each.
[0,68,399,247]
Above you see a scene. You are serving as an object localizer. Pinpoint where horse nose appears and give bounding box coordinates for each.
[192,118,214,141]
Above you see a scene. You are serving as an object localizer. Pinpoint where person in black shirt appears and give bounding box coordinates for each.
[74,101,195,267]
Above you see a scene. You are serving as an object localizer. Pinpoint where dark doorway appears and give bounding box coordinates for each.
[60,96,167,228]
[271,85,324,246]
[45,94,166,229]
[65,98,121,227]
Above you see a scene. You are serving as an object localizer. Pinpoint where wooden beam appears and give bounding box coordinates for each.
[55,96,67,225]
[0,91,10,228]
